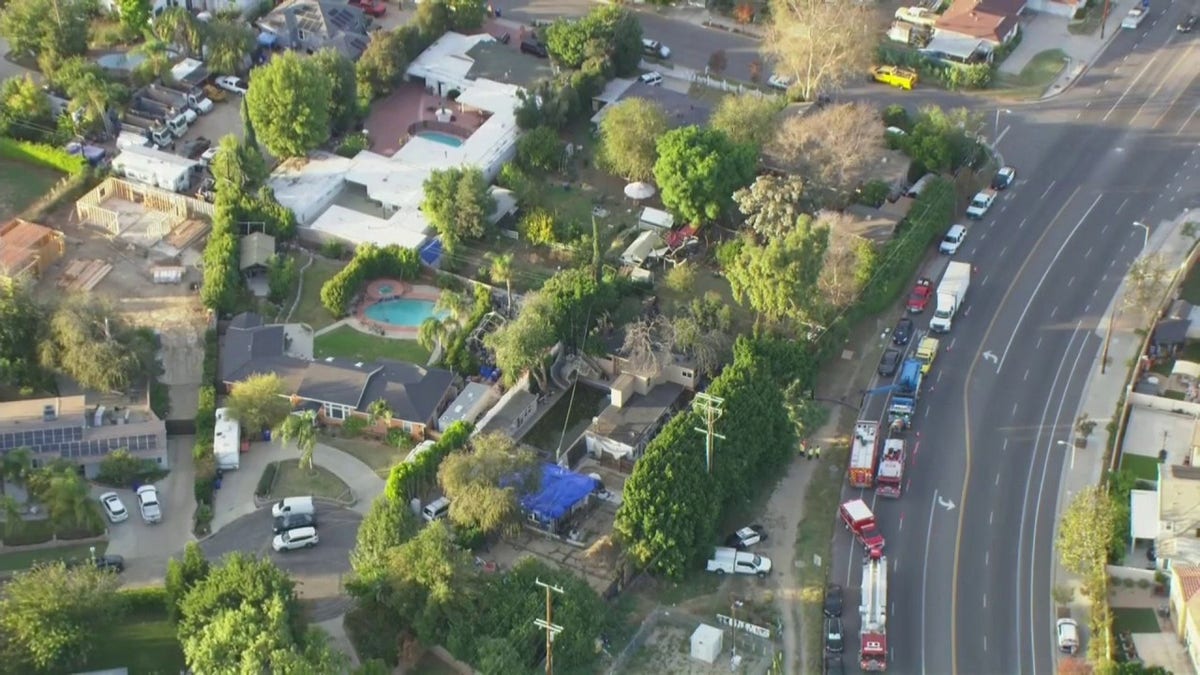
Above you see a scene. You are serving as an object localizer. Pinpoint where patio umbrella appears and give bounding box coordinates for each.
[624,182,656,200]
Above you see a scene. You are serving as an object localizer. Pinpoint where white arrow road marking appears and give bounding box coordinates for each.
[982,351,998,364]
[937,495,956,511]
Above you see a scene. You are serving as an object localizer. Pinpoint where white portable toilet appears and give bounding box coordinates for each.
[690,623,723,664]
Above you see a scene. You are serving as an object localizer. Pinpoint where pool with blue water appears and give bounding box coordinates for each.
[417,131,465,148]
[364,298,443,327]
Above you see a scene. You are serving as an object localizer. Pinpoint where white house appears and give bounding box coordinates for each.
[112,146,198,193]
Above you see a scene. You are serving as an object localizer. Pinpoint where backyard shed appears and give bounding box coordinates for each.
[690,623,723,664]
[0,219,65,280]
[638,207,675,232]
[519,464,601,531]
[620,230,664,268]
[239,232,276,275]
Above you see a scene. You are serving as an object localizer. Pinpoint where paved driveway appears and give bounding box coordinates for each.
[0,38,35,82]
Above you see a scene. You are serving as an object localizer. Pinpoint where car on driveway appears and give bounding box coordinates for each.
[273,512,317,535]
[215,75,248,95]
[724,525,767,549]
[891,318,914,346]
[639,71,664,86]
[824,616,844,653]
[520,39,548,58]
[907,278,933,313]
[965,189,997,219]
[878,348,902,377]
[1180,14,1198,32]
[136,485,162,524]
[992,166,1016,189]
[1056,618,1080,654]
[100,492,128,523]
[823,584,843,617]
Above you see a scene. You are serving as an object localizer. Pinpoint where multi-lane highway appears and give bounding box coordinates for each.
[831,7,1200,675]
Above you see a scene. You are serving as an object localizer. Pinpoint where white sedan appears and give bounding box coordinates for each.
[136,485,162,524]
[215,76,249,95]
[100,492,128,523]
[767,75,792,91]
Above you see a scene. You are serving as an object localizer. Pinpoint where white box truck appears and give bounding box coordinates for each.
[930,261,970,333]
[214,407,241,471]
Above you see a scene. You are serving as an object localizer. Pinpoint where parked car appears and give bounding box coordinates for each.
[891,318,914,346]
[642,38,670,59]
[136,485,161,524]
[992,165,1016,190]
[67,554,125,573]
[870,65,917,90]
[215,75,248,95]
[99,491,128,523]
[824,617,844,653]
[180,136,212,159]
[520,40,548,58]
[1056,618,1080,654]
[203,84,227,102]
[940,224,967,255]
[907,278,933,313]
[350,0,386,16]
[768,74,792,90]
[878,348,902,377]
[965,189,997,219]
[273,512,317,534]
[273,525,319,552]
[823,584,844,618]
[724,525,767,549]
[639,71,664,86]
[1180,14,1198,32]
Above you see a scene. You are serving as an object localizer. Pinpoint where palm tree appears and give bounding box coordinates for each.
[153,7,201,58]
[487,253,514,317]
[366,398,392,431]
[276,411,318,470]
[0,447,32,495]
[0,494,23,540]
[41,470,99,532]
[435,290,470,330]
[417,316,450,353]
[134,34,174,80]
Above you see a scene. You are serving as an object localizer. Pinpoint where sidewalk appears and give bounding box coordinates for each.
[1052,209,1200,619]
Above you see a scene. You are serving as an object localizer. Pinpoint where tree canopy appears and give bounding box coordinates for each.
[421,167,496,251]
[311,48,360,136]
[1057,485,1116,579]
[438,432,540,536]
[598,97,667,182]
[245,52,333,158]
[734,174,808,241]
[708,93,785,150]
[725,218,831,326]
[653,125,757,225]
[356,30,410,102]
[0,0,90,61]
[764,0,878,101]
[545,5,643,77]
[0,278,47,393]
[38,295,158,393]
[770,102,886,200]
[199,18,255,76]
[226,373,292,434]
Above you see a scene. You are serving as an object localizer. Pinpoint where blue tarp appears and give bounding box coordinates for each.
[419,238,443,266]
[520,464,600,524]
[257,32,278,47]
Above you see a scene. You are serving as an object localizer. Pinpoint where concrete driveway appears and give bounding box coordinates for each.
[200,503,362,620]
[99,435,198,584]
[0,38,35,82]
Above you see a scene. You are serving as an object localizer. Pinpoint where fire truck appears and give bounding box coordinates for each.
[860,553,888,671]
[848,420,880,487]
[875,438,906,498]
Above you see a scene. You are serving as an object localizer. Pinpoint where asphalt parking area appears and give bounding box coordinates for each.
[179,96,244,150]
[200,503,360,578]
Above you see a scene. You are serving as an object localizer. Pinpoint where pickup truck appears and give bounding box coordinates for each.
[1122,7,1147,29]
[706,547,772,577]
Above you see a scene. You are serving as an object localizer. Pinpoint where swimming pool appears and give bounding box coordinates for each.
[364,298,442,327]
[418,131,465,148]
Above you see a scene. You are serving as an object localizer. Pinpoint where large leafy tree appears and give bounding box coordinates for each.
[356,30,409,102]
[545,5,642,76]
[653,125,757,225]
[437,432,540,536]
[1057,485,1117,579]
[311,48,359,136]
[226,373,292,434]
[350,495,419,583]
[38,295,157,393]
[386,520,475,611]
[764,0,878,102]
[116,0,152,35]
[0,0,90,61]
[201,18,255,76]
[900,105,985,173]
[0,74,54,141]
[245,52,332,158]
[0,278,46,392]
[708,93,785,150]
[50,58,127,139]
[597,97,667,182]
[165,542,211,623]
[421,167,495,252]
[725,218,830,326]
[0,562,124,673]
[27,462,104,531]
[154,7,202,58]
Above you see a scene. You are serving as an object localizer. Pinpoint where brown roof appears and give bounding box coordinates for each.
[1176,564,1200,601]
[935,0,1025,43]
[0,219,58,276]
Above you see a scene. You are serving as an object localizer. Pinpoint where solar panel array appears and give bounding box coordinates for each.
[0,427,158,458]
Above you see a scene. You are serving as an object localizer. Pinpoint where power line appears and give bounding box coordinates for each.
[533,578,564,675]
[692,392,726,473]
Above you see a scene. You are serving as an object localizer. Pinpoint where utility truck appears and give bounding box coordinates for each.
[860,554,888,671]
[930,261,970,333]
[706,547,772,577]
[875,438,906,498]
[121,117,172,149]
[214,407,241,471]
[887,357,924,423]
[840,498,885,555]
[130,98,188,138]
[848,420,880,487]
[140,87,198,124]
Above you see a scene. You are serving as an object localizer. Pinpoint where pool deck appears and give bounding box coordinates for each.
[353,280,441,339]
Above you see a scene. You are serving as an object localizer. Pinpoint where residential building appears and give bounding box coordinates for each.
[585,381,685,469]
[0,219,65,280]
[1157,464,1200,568]
[220,312,454,438]
[925,0,1026,63]
[112,146,199,193]
[437,381,500,431]
[0,393,167,478]
[1170,564,1200,671]
[590,78,714,129]
[257,0,370,60]
[239,232,276,278]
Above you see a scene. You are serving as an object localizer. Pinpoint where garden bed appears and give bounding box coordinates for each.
[261,459,352,502]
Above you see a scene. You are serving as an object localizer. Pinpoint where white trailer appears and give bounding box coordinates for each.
[112,146,199,193]
[930,261,970,333]
[214,407,241,471]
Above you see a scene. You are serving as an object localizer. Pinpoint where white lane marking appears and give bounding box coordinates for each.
[1000,245,1009,257]
[996,125,1011,144]
[982,274,990,286]
[986,551,990,566]
[1024,368,1030,381]
[1036,337,1042,350]
[1040,182,1057,200]
[950,337,956,350]
[1117,198,1129,214]
[1018,218,1027,230]
[921,491,940,675]
[1003,439,1008,451]
[983,594,988,609]
[937,370,944,383]
[1178,103,1200,136]
[998,195,1103,371]
[1050,306,1058,319]
[1068,276,1075,287]
[1104,50,1163,121]
[1012,402,1019,417]
[1084,247,1093,259]
[1152,40,1200,129]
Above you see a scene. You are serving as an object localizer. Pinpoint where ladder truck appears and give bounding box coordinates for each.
[875,438,905,498]
[848,420,880,488]
[860,553,888,671]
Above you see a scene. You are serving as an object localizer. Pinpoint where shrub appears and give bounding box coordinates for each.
[119,586,169,615]
[518,209,557,246]
[856,180,891,208]
[193,454,217,506]
[386,427,412,449]
[497,162,535,206]
[342,415,368,438]
[192,502,213,536]
[0,137,87,175]
[320,243,421,317]
[516,126,563,173]
[714,238,743,271]
[150,378,171,419]
[882,104,910,130]
[439,284,492,372]
[96,449,167,488]
[321,240,347,259]
[335,132,371,158]
[664,263,696,293]
[942,63,993,91]
[256,462,279,498]
[384,421,473,504]
[1137,578,1151,589]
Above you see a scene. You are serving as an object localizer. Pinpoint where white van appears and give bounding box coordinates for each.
[272,526,319,551]
[272,496,315,518]
[706,546,772,577]
[906,173,937,198]
[422,496,451,522]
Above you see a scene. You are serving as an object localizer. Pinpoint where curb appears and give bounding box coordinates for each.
[1039,10,1128,101]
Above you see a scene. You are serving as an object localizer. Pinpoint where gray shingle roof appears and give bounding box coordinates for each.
[296,359,376,408]
[239,232,276,271]
[361,361,454,425]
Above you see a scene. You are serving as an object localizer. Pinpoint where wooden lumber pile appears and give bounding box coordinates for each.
[57,259,112,292]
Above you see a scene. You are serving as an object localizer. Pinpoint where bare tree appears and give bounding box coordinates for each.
[764,0,880,101]
[769,102,885,201]
[620,315,676,378]
[815,215,877,311]
[734,174,806,241]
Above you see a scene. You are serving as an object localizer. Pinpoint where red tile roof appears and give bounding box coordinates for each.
[935,0,1026,43]
[1176,564,1200,601]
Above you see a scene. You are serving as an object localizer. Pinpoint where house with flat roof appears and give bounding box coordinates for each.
[0,218,64,280]
[0,393,167,478]
[220,312,455,437]
[1171,564,1200,671]
[437,381,500,431]
[475,383,539,437]
[585,381,685,468]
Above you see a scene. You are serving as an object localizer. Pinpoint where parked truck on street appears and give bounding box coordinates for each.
[875,438,906,498]
[916,336,939,374]
[887,357,924,422]
[848,420,880,488]
[930,261,970,333]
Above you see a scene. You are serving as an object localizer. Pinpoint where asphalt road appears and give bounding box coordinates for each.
[829,7,1200,674]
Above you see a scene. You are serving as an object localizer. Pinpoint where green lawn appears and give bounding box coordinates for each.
[266,459,352,501]
[322,435,410,476]
[315,325,431,365]
[994,50,1069,100]
[1112,606,1161,634]
[0,540,108,572]
[521,383,609,454]
[1121,453,1162,482]
[290,257,342,330]
[0,158,61,220]
[85,608,186,674]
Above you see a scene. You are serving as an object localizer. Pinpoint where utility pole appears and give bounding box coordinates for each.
[1101,0,1112,39]
[693,393,727,474]
[534,578,564,675]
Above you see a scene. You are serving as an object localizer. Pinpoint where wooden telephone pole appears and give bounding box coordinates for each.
[534,578,564,675]
[692,393,727,474]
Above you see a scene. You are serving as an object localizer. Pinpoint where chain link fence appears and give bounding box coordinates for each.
[606,606,777,675]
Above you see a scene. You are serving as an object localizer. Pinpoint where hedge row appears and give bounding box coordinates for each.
[383,421,473,504]
[440,284,492,372]
[319,243,421,318]
[0,136,87,175]
[192,328,220,536]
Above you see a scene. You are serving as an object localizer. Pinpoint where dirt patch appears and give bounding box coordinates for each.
[614,608,775,675]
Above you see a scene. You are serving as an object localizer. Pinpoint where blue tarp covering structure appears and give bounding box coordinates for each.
[520,464,600,525]
[257,32,278,46]
[419,238,443,266]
